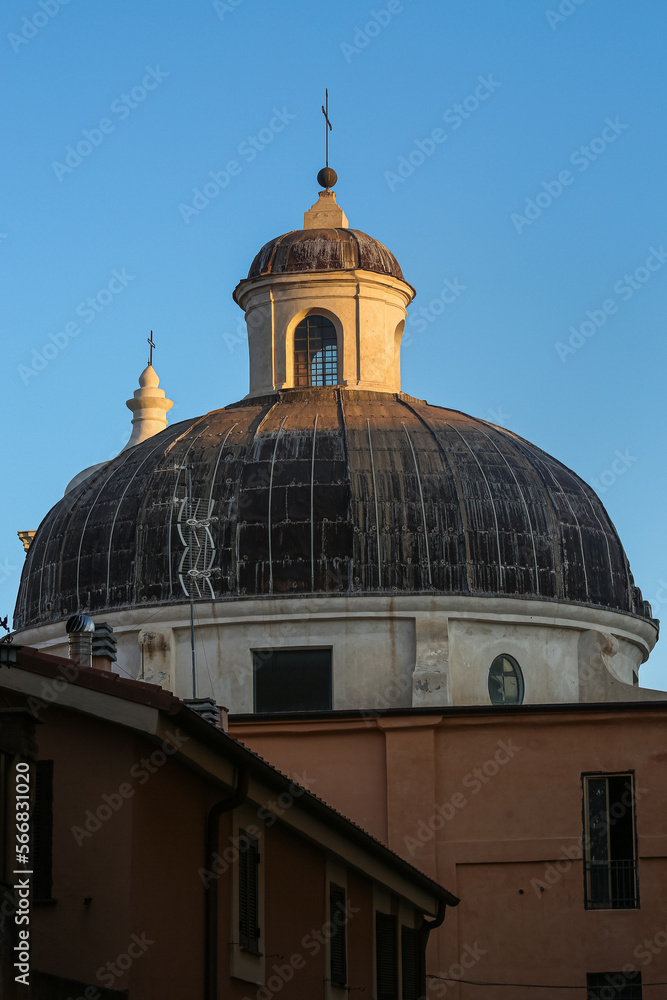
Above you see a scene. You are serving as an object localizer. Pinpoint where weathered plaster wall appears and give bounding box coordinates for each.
[17,594,661,710]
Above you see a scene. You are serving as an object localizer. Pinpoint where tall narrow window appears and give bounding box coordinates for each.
[488,654,524,705]
[294,315,338,387]
[587,971,642,999]
[583,773,639,909]
[376,913,398,1000]
[253,648,332,714]
[401,926,422,1000]
[329,883,347,987]
[33,760,54,901]
[238,829,260,953]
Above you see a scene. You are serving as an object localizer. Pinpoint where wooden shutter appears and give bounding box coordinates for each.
[33,761,54,900]
[330,883,347,986]
[239,829,260,953]
[401,926,422,1000]
[376,912,398,1000]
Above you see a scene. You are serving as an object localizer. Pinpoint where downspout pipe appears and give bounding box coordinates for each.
[419,898,450,1000]
[204,766,250,1000]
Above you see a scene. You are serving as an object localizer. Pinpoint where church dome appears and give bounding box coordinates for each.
[14,388,651,630]
[247,229,408,284]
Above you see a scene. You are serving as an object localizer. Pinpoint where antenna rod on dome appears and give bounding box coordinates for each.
[186,462,197,700]
[321,89,332,168]
[147,330,155,368]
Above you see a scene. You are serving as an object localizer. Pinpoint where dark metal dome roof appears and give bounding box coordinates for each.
[247,229,407,283]
[14,389,651,629]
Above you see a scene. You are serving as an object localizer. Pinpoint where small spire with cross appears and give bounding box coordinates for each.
[123,332,173,452]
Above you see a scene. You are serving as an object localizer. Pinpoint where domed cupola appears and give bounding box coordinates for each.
[247,227,407,283]
[233,174,415,398]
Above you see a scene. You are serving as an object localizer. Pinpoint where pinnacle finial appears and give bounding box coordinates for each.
[122,348,173,451]
[317,167,337,190]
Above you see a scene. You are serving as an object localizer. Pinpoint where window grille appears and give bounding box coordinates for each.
[583,773,639,909]
[294,315,338,387]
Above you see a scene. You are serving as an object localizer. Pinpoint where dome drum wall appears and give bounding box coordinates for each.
[12,594,658,710]
[234,271,414,398]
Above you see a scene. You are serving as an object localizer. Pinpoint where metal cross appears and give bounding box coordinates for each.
[147,331,155,367]
[321,89,332,167]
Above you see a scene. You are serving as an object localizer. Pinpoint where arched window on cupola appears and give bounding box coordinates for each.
[294,315,338,387]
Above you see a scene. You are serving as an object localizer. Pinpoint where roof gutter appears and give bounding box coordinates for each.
[204,765,250,1000]
[419,897,452,997]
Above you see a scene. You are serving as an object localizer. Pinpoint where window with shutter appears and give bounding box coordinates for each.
[238,829,260,953]
[401,926,421,1000]
[376,912,398,1000]
[329,883,347,987]
[34,760,54,901]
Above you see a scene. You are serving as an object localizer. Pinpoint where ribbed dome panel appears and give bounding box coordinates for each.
[14,390,648,629]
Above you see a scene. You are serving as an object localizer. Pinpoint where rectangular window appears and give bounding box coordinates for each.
[238,829,260,953]
[401,926,422,1000]
[376,912,398,1000]
[253,649,332,714]
[34,760,54,901]
[329,883,347,987]
[587,971,642,999]
[583,772,638,909]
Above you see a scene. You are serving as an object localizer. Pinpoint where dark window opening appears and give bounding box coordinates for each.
[329,883,347,987]
[294,315,338,387]
[238,829,260,953]
[376,912,398,1000]
[488,654,524,705]
[587,971,642,999]
[253,649,332,714]
[583,773,639,909]
[34,760,54,901]
[401,926,422,1000]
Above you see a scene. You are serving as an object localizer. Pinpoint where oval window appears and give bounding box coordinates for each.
[488,654,524,705]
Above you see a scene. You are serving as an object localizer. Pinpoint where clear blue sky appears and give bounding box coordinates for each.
[2,0,666,689]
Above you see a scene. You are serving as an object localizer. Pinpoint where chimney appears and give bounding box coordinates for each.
[65,615,95,668]
[184,697,229,732]
[92,621,117,672]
